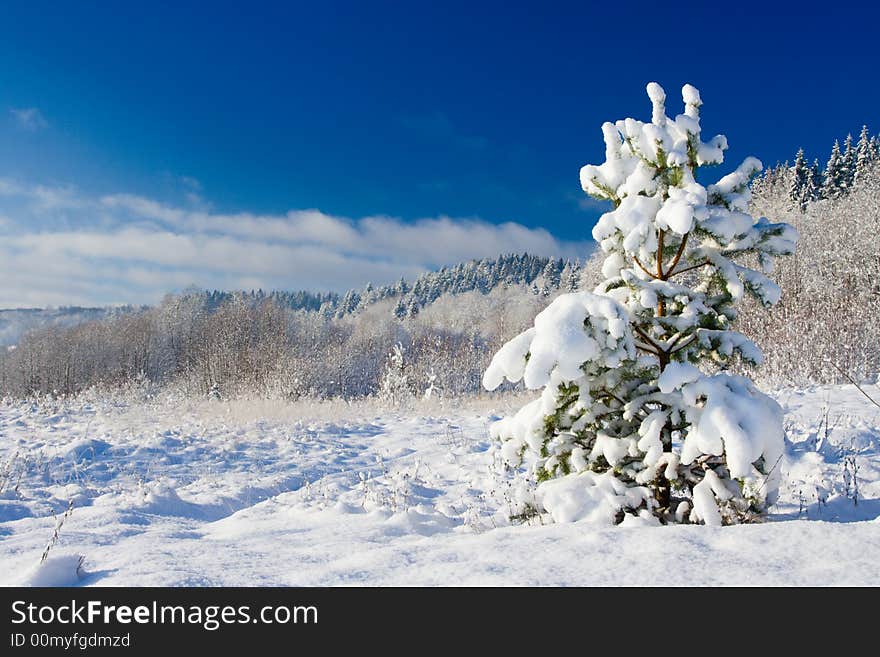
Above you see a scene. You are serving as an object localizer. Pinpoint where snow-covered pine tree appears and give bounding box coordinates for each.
[801,161,819,206]
[810,158,823,201]
[357,282,376,311]
[842,133,856,189]
[855,125,874,184]
[336,290,361,318]
[540,259,563,294]
[483,82,797,526]
[393,298,408,319]
[789,148,812,210]
[823,140,846,199]
[560,260,582,292]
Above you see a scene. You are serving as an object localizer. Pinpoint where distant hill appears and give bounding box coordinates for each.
[0,253,582,346]
[200,252,581,319]
[0,307,131,346]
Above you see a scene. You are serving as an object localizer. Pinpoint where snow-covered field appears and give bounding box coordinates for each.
[1,385,878,586]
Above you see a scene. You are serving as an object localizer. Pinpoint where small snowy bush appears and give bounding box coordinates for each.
[484,83,797,526]
[378,342,413,407]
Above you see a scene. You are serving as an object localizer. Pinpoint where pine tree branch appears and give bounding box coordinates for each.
[664,331,686,350]
[664,232,689,278]
[667,258,711,277]
[597,390,627,406]
[656,229,666,278]
[668,335,697,355]
[633,326,663,353]
[632,256,659,280]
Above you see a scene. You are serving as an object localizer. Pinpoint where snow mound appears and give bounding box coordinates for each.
[538,472,652,525]
[19,554,86,587]
[107,481,216,519]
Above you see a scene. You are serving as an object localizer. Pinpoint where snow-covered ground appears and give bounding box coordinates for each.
[1,385,878,586]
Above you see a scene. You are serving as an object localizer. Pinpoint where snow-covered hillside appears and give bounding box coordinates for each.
[0,307,123,347]
[1,385,877,586]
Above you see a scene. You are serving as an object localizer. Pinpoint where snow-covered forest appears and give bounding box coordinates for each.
[1,127,878,401]
[0,253,573,399]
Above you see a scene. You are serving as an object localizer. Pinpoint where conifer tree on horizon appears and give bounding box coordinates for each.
[823,140,847,199]
[842,133,856,189]
[790,148,814,210]
[855,125,875,184]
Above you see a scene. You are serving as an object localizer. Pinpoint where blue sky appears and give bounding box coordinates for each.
[0,1,877,306]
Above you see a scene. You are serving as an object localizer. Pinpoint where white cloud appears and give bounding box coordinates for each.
[0,178,592,307]
[9,107,48,131]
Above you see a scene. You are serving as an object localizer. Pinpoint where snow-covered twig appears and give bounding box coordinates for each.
[41,500,75,564]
